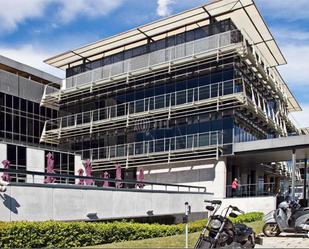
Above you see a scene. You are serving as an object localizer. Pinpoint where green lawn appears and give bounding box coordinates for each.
[91,221,263,248]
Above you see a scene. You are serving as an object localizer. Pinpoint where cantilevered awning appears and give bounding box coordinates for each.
[232,135,309,163]
[44,0,286,69]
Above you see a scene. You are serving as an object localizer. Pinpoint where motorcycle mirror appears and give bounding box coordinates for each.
[229,212,238,218]
[206,206,215,211]
[232,206,239,212]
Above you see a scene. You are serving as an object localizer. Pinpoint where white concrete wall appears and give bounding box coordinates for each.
[0,185,213,222]
[0,185,276,222]
[144,160,227,197]
[219,196,276,214]
[0,143,7,179]
[213,159,227,198]
[26,148,45,183]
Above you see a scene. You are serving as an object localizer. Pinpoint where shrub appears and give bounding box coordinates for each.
[0,212,262,248]
[230,212,264,224]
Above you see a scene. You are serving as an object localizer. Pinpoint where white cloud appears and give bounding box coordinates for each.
[56,0,125,23]
[0,0,48,31]
[156,0,209,17]
[157,0,175,17]
[279,44,309,86]
[0,0,125,32]
[0,44,65,78]
[290,104,309,128]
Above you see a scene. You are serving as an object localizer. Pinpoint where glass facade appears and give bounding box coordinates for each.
[7,144,27,183]
[0,68,77,183]
[66,19,237,78]
[0,92,57,145]
[59,57,238,157]
[40,17,296,179]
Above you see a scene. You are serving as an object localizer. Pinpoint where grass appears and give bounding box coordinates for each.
[90,221,264,248]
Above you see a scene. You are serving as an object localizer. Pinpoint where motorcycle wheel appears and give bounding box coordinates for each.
[263,223,281,237]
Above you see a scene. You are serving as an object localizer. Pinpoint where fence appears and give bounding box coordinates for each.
[0,168,207,193]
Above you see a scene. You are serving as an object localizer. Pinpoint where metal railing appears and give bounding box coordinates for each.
[0,168,207,193]
[44,78,243,132]
[65,30,242,89]
[78,131,223,161]
[226,183,278,198]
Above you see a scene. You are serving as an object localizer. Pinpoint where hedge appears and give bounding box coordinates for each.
[0,212,263,248]
[230,212,264,224]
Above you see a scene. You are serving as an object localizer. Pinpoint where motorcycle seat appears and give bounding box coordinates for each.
[235,224,248,229]
[234,224,253,234]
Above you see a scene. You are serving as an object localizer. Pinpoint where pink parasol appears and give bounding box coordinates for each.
[44,152,55,184]
[1,160,11,182]
[102,171,110,187]
[78,168,85,185]
[136,168,145,189]
[115,163,123,188]
[84,159,94,186]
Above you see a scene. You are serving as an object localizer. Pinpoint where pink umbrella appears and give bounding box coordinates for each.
[136,168,145,189]
[84,159,94,186]
[78,168,85,185]
[44,152,55,184]
[102,171,110,187]
[1,160,11,182]
[115,163,123,188]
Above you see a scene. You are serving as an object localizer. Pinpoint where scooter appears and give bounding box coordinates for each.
[194,200,260,248]
[263,199,309,237]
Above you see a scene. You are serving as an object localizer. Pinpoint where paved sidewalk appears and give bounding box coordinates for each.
[256,234,309,248]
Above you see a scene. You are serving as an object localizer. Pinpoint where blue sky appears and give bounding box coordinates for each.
[0,0,308,127]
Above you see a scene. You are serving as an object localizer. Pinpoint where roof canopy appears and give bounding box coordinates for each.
[45,0,286,69]
[44,0,301,112]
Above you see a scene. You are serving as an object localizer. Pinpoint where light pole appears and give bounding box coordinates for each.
[292,149,296,201]
[184,202,191,249]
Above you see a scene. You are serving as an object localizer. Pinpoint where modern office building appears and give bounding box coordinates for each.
[40,0,301,197]
[0,55,80,183]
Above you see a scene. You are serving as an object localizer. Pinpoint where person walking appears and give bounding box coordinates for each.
[232,178,238,197]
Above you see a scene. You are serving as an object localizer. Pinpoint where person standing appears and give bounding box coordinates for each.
[232,178,239,197]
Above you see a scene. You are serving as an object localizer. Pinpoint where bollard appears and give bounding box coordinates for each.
[183,202,191,249]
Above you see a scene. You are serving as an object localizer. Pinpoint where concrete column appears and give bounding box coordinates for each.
[0,143,7,178]
[74,154,83,184]
[26,148,45,183]
[213,158,227,198]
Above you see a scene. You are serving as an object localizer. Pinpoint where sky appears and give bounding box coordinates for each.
[0,0,308,127]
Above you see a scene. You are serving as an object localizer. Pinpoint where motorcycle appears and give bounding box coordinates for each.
[194,200,259,248]
[263,199,309,237]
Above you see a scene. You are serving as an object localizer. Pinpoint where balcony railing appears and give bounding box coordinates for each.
[0,168,207,193]
[65,30,242,89]
[0,69,58,103]
[44,78,244,133]
[78,131,223,162]
[226,183,301,198]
